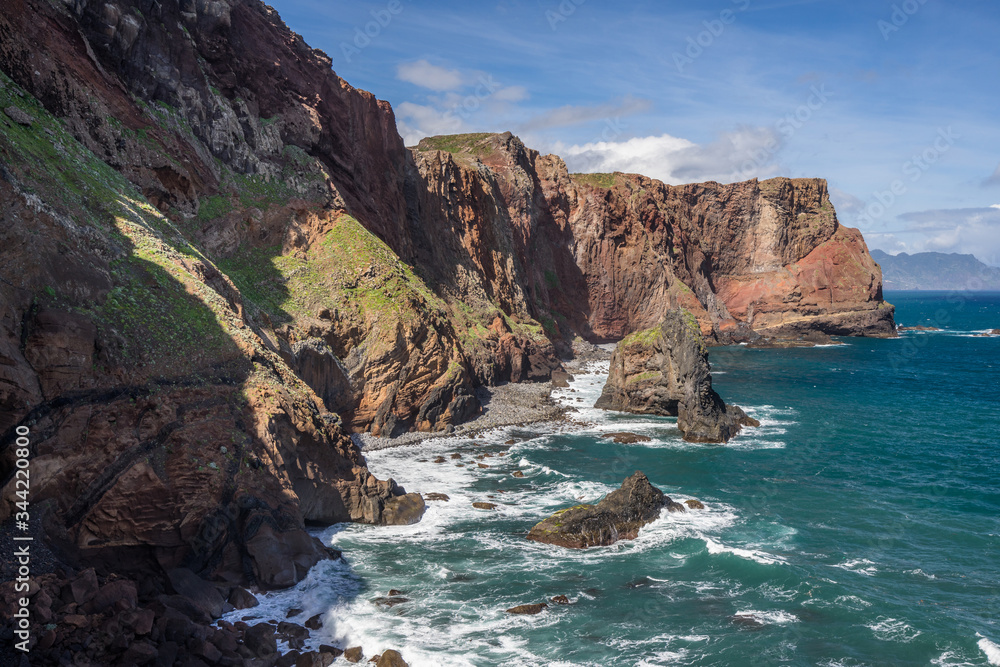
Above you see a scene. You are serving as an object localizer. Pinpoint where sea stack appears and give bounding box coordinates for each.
[595,309,759,443]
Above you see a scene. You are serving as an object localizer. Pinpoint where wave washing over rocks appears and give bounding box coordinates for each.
[225,357,807,665]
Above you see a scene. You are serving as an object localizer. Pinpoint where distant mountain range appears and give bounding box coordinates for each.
[871,250,1000,290]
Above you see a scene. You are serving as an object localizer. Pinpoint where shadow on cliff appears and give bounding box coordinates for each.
[0,203,357,599]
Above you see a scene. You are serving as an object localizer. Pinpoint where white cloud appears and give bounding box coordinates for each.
[397,60,463,91]
[553,127,784,184]
[991,204,1000,210]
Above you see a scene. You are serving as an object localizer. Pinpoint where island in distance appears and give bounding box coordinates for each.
[872,250,1000,290]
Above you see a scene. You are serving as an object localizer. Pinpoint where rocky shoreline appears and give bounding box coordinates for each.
[355,343,613,452]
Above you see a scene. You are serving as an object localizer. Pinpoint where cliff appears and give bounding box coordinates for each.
[595,310,758,443]
[0,0,894,661]
[408,133,895,345]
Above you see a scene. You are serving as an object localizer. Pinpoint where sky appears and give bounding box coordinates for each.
[265,0,1000,265]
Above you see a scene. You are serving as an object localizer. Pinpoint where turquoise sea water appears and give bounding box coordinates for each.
[229,292,1000,666]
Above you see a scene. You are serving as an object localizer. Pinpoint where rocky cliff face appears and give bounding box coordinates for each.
[1,0,892,620]
[408,136,894,344]
[595,310,759,443]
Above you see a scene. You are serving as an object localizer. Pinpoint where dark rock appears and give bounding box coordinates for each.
[526,472,672,548]
[433,457,446,464]
[244,623,278,657]
[376,650,409,667]
[424,493,449,501]
[297,651,336,667]
[450,453,462,459]
[121,639,158,665]
[69,568,99,605]
[372,596,409,608]
[305,614,323,630]
[190,637,223,663]
[511,471,525,478]
[344,646,364,663]
[684,499,705,510]
[477,463,490,469]
[601,432,652,444]
[277,621,308,640]
[319,645,344,658]
[596,310,757,443]
[472,502,497,510]
[898,325,941,332]
[388,589,405,596]
[168,568,227,619]
[286,608,303,618]
[229,587,259,610]
[506,603,547,615]
[87,579,137,613]
[550,595,570,605]
[278,652,302,667]
[291,339,354,414]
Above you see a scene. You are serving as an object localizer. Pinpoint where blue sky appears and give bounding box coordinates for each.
[266,0,1000,265]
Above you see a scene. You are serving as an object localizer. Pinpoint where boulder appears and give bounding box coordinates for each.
[424,493,450,501]
[684,499,705,510]
[595,310,758,443]
[601,432,651,444]
[167,568,227,619]
[229,587,259,610]
[377,649,409,667]
[305,614,323,630]
[526,472,674,548]
[550,595,570,605]
[297,651,337,667]
[506,603,547,615]
[473,502,497,510]
[380,493,426,525]
[511,471,525,478]
[243,623,278,657]
[344,646,364,663]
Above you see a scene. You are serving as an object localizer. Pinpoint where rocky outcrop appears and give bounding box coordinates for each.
[595,310,758,443]
[526,472,683,548]
[407,134,895,345]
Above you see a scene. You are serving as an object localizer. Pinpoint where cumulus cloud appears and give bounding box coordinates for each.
[397,60,463,91]
[554,127,785,184]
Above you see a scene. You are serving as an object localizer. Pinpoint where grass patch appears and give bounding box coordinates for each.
[570,173,620,189]
[415,133,496,155]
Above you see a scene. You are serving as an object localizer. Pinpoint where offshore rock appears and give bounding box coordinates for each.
[526,472,681,548]
[595,310,758,443]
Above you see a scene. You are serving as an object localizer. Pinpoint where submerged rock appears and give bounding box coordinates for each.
[473,502,497,510]
[595,309,759,443]
[684,499,705,510]
[526,472,681,548]
[601,432,652,444]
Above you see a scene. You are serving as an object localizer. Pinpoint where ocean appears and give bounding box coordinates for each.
[226,292,1000,666]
